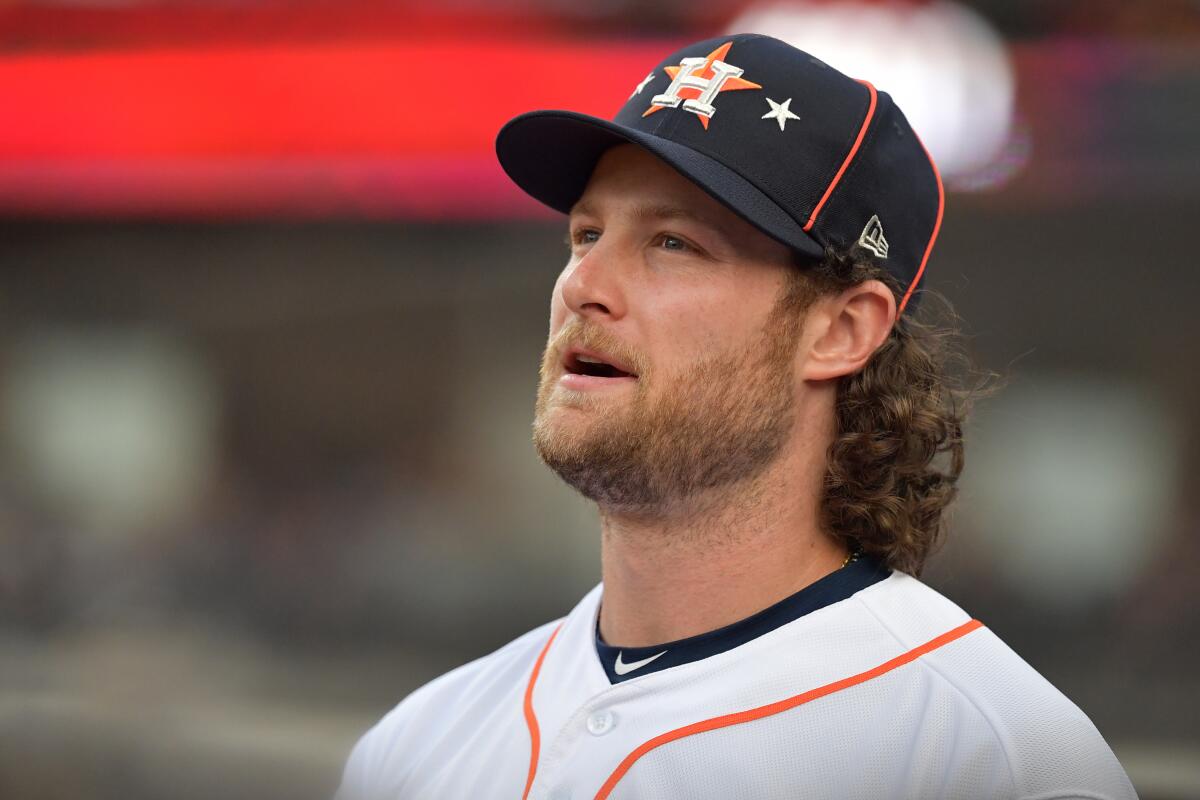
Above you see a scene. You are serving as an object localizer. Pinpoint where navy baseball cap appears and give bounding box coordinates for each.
[495,33,944,314]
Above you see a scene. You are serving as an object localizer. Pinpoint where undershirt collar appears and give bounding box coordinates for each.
[594,556,891,684]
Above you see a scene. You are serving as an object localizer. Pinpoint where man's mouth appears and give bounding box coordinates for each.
[560,347,638,386]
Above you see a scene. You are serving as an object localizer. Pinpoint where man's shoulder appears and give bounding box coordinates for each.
[370,614,562,734]
[857,573,1084,718]
[857,573,1135,798]
[335,615,565,799]
[416,616,561,701]
[853,569,975,638]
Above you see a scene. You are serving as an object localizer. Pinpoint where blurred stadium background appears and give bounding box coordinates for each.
[1,1,1198,798]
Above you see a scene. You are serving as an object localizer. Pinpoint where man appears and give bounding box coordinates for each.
[337,34,1135,799]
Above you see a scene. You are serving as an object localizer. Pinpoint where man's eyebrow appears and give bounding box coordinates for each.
[569,200,730,235]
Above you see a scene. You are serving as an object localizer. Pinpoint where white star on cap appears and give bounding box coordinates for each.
[629,72,655,100]
[761,97,801,131]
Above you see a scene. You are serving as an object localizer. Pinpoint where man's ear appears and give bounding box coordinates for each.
[800,280,897,382]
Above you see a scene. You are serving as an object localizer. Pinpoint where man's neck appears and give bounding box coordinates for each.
[596,446,848,648]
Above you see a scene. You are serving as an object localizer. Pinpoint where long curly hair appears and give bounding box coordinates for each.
[782,249,996,577]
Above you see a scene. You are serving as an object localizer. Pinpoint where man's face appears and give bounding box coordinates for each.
[533,143,815,513]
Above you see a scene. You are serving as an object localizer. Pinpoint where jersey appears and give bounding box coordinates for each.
[336,568,1136,800]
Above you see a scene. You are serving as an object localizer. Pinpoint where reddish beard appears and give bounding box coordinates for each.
[532,298,805,512]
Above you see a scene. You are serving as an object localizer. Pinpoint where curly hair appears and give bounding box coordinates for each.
[781,249,995,577]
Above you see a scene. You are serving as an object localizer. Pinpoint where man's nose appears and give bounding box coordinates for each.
[559,239,629,320]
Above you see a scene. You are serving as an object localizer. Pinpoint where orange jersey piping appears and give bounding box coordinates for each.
[593,618,985,799]
[522,622,563,800]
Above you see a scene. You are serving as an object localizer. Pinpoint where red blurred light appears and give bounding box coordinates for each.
[0,38,683,218]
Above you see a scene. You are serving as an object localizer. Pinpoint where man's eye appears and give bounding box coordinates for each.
[659,234,691,252]
[571,229,600,246]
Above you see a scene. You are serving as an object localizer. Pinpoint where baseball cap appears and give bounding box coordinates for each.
[495,33,944,315]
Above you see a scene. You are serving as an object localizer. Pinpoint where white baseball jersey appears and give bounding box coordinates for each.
[336,563,1136,800]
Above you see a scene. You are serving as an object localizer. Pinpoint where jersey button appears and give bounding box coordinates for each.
[586,710,615,736]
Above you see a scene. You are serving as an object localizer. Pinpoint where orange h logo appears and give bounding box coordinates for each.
[644,42,763,130]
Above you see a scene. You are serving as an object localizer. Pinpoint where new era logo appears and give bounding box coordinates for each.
[858,214,889,258]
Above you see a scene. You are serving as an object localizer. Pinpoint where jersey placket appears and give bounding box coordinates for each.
[529,679,658,800]
[521,589,651,800]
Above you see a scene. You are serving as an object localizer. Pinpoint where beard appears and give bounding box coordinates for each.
[532,289,807,514]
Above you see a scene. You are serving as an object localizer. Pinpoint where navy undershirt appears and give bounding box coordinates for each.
[594,556,891,683]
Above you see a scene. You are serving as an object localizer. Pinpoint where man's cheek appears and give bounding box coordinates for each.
[548,288,570,331]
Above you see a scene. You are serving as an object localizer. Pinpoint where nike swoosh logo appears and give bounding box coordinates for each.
[613,649,668,676]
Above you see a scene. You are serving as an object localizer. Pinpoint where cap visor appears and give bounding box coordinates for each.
[495,109,824,261]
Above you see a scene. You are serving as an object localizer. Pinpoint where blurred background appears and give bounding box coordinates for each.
[1,1,1198,798]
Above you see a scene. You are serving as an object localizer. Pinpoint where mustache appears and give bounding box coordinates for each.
[543,319,649,377]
